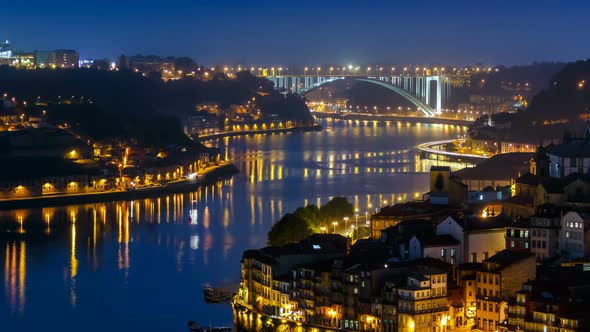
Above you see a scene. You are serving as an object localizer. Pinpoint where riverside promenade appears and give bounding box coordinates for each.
[0,162,239,210]
[197,123,322,141]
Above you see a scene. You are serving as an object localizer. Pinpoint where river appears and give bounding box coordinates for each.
[0,119,468,332]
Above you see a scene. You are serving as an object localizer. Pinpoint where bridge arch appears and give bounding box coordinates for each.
[299,77,435,117]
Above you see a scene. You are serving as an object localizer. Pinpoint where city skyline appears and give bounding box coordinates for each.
[3,0,590,66]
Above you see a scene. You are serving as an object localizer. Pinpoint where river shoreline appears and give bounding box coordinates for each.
[312,111,473,126]
[0,162,239,210]
[197,123,322,141]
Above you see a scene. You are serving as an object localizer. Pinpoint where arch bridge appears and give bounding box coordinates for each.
[266,75,452,117]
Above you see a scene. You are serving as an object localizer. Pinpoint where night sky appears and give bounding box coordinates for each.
[3,0,589,66]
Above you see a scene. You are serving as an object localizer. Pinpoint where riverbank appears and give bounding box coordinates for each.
[417,139,489,161]
[312,111,473,126]
[0,162,239,210]
[197,123,322,141]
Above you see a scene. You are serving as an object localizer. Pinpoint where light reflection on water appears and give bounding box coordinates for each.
[0,119,469,332]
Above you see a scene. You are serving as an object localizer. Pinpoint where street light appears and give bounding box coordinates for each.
[343,217,349,232]
[320,226,326,234]
[332,221,338,233]
[350,225,355,238]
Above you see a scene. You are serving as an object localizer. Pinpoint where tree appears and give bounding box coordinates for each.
[267,198,354,246]
[320,196,353,224]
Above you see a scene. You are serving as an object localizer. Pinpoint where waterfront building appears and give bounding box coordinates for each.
[238,234,348,318]
[184,114,221,136]
[0,128,91,158]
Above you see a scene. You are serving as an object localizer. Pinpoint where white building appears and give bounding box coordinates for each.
[408,234,461,265]
[559,211,590,259]
[548,141,590,178]
[436,215,507,264]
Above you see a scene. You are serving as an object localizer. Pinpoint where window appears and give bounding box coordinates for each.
[483,302,487,311]
[542,241,547,249]
[511,240,515,248]
[354,287,358,294]
[524,230,529,238]
[451,248,456,257]
[440,249,447,258]
[471,253,477,262]
[525,242,529,249]
[483,252,489,260]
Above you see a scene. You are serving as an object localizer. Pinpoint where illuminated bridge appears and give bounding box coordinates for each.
[264,73,453,117]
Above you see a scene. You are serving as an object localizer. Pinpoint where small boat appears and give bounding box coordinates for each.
[188,320,232,332]
[202,283,234,303]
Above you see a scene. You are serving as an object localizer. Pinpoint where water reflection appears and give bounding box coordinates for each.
[0,119,469,331]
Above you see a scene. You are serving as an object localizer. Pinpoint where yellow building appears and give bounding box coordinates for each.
[464,250,536,331]
[397,269,450,332]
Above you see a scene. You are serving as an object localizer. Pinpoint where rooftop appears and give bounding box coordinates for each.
[454,152,532,181]
[549,140,590,158]
[420,234,460,247]
[485,249,534,269]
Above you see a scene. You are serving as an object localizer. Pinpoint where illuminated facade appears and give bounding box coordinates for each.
[35,51,57,68]
[397,270,450,332]
[460,250,536,331]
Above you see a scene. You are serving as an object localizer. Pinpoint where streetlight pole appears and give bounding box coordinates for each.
[343,217,349,234]
[332,221,338,234]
